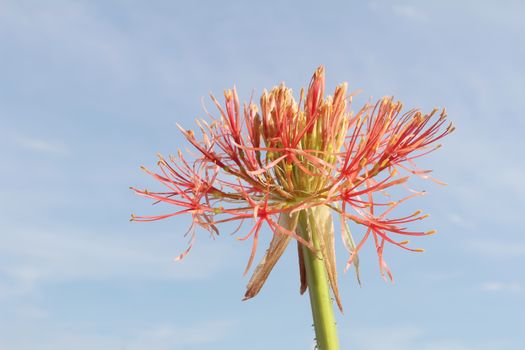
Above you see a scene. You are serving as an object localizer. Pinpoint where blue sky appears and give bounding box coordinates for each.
[1,0,524,349]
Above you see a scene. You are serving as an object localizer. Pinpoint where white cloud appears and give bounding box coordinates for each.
[421,270,464,283]
[13,304,48,320]
[347,325,423,350]
[0,331,117,350]
[0,265,42,299]
[446,213,475,230]
[480,281,522,294]
[0,1,149,90]
[129,320,235,349]
[0,318,235,350]
[423,342,485,350]
[392,5,428,22]
[465,238,525,259]
[13,136,69,155]
[0,226,238,299]
[434,124,525,226]
[344,325,515,350]
[367,2,428,22]
[369,1,524,29]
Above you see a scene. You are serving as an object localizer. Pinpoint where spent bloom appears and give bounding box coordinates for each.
[131,66,453,310]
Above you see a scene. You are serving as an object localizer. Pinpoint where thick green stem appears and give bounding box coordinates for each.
[298,210,340,350]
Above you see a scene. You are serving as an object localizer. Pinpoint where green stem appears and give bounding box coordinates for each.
[298,210,340,350]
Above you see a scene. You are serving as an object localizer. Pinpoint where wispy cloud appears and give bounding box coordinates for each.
[13,136,69,156]
[392,5,428,22]
[345,325,515,350]
[0,318,235,350]
[130,320,236,349]
[368,2,428,22]
[434,124,525,227]
[465,238,525,259]
[480,281,522,294]
[0,226,238,299]
[0,2,131,72]
[347,325,423,350]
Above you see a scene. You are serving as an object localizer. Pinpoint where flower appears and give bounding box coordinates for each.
[131,66,453,310]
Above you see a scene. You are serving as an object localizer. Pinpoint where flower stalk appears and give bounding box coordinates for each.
[298,209,340,350]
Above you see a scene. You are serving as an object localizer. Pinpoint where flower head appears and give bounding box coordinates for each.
[131,66,453,309]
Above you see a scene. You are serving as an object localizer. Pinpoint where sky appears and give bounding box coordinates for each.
[0,0,524,349]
